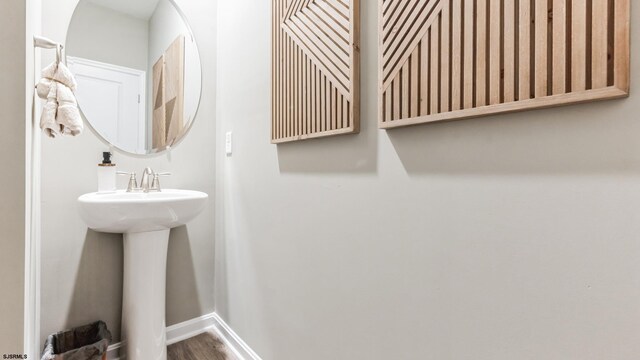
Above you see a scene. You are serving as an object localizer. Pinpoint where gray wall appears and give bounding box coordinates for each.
[66,1,149,72]
[0,0,26,354]
[39,0,216,344]
[215,1,640,359]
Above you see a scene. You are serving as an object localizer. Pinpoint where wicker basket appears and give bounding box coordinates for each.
[41,321,111,360]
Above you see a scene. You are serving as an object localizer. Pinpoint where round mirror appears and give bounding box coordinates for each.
[66,0,202,155]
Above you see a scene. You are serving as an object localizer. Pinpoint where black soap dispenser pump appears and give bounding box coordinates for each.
[98,152,116,193]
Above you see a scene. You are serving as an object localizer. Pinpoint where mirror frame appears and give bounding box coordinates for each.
[65,0,203,157]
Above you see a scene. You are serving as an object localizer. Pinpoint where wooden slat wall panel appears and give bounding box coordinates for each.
[489,0,501,105]
[451,0,462,111]
[272,0,360,143]
[552,0,567,95]
[591,0,609,89]
[476,0,488,107]
[430,18,440,115]
[519,0,532,100]
[503,0,515,102]
[613,0,630,92]
[410,46,419,117]
[463,0,474,109]
[534,0,548,98]
[572,0,587,91]
[420,35,430,116]
[441,3,450,113]
[379,0,630,129]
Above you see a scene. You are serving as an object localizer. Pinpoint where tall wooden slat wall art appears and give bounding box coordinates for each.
[272,0,360,143]
[379,0,630,129]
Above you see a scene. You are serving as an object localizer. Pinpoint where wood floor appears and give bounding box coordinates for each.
[167,332,238,360]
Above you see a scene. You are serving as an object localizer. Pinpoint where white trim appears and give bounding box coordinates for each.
[106,341,124,360]
[67,56,147,77]
[166,312,218,345]
[107,312,261,360]
[24,17,34,360]
[26,0,42,356]
[209,313,262,360]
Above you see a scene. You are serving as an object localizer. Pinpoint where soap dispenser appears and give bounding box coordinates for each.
[97,152,116,193]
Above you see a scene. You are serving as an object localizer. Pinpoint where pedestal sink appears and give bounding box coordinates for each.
[78,189,208,360]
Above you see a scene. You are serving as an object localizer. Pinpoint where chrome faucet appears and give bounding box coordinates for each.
[140,167,154,192]
[117,167,171,192]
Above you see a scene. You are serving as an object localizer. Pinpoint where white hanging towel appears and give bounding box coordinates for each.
[36,60,83,137]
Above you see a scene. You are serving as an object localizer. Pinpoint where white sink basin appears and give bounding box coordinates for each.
[78,189,207,233]
[77,189,208,360]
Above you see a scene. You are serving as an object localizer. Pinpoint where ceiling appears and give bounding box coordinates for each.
[86,0,159,20]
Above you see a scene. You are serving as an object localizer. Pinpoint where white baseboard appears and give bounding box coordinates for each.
[209,312,262,360]
[106,341,123,360]
[107,312,260,360]
[166,312,218,345]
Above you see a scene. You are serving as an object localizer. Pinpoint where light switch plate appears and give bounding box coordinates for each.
[225,131,232,155]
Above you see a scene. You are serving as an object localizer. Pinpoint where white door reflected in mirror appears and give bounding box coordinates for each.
[68,57,146,153]
[66,0,202,155]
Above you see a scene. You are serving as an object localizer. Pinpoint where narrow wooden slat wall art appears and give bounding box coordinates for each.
[272,0,360,143]
[379,0,630,129]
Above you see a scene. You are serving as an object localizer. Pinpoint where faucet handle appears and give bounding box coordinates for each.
[151,172,171,191]
[117,171,138,192]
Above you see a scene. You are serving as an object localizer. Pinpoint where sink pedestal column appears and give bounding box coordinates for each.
[122,229,170,360]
